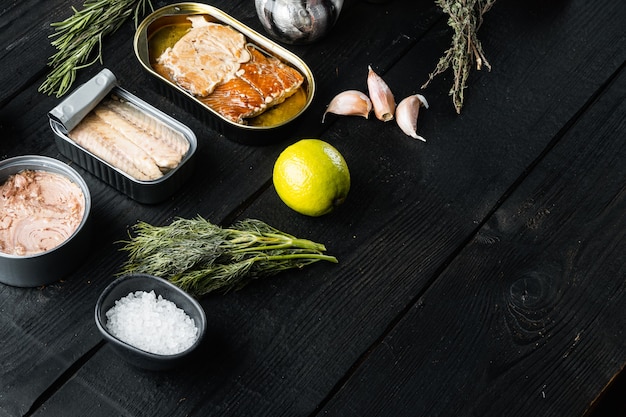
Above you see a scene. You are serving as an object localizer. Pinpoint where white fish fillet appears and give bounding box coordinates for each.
[102,98,190,157]
[93,105,183,170]
[69,114,164,181]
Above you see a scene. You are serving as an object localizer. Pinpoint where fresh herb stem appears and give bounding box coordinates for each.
[422,0,496,113]
[230,235,327,254]
[118,217,338,297]
[40,0,152,97]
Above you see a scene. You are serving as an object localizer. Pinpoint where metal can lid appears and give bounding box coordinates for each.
[48,68,118,131]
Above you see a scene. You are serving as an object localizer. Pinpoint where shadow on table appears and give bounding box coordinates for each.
[585,370,626,416]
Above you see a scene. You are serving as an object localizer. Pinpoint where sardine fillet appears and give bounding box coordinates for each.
[68,114,164,181]
[102,98,190,156]
[94,105,183,170]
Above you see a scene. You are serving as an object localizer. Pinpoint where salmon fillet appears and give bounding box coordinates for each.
[199,77,267,123]
[157,19,250,97]
[153,16,305,124]
[238,48,304,106]
[200,47,305,123]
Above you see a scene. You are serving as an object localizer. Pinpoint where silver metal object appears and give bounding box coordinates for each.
[0,155,92,287]
[49,69,197,204]
[133,3,315,145]
[255,0,344,44]
[48,68,118,131]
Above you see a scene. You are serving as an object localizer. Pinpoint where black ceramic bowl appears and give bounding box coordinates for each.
[95,274,207,371]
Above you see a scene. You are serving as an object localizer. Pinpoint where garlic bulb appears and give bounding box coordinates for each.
[367,65,396,122]
[323,90,372,122]
[395,94,429,141]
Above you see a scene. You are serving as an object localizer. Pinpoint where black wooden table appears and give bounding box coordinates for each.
[1,0,625,416]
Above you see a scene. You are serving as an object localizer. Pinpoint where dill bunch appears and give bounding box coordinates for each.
[117,217,338,297]
[39,0,152,98]
[422,0,496,113]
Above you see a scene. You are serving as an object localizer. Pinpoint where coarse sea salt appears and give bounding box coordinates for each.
[106,290,198,355]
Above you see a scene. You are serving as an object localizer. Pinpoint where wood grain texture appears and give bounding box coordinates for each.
[320,24,626,417]
[0,0,624,416]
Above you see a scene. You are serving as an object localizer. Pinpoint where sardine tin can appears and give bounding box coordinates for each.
[48,68,197,204]
[133,3,316,145]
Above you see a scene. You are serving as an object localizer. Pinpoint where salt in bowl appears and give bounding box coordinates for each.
[95,274,207,371]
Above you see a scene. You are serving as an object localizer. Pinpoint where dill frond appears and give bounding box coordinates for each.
[117,217,338,297]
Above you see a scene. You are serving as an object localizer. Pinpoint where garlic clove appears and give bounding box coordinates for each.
[367,65,396,122]
[322,90,373,122]
[396,94,429,141]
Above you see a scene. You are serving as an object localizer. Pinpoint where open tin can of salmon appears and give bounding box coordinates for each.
[0,155,92,287]
[133,3,315,145]
[48,69,197,204]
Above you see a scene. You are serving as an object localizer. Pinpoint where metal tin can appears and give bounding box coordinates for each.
[0,155,92,287]
[49,69,197,204]
[133,3,316,145]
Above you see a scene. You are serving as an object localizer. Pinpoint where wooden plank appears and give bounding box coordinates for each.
[0,0,438,415]
[0,0,65,107]
[29,0,626,416]
[0,0,622,416]
[318,50,626,417]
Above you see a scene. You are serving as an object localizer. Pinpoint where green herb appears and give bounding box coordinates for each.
[117,217,338,296]
[422,0,496,113]
[39,0,152,98]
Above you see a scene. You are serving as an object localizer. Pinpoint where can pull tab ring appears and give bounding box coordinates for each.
[48,68,118,132]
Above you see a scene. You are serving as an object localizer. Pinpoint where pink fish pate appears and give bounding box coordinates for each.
[0,170,85,256]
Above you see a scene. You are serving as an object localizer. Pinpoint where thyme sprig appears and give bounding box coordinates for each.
[39,0,152,98]
[118,217,338,297]
[422,0,496,113]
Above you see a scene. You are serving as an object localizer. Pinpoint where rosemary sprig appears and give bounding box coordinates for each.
[422,0,496,113]
[117,217,338,297]
[39,0,152,98]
